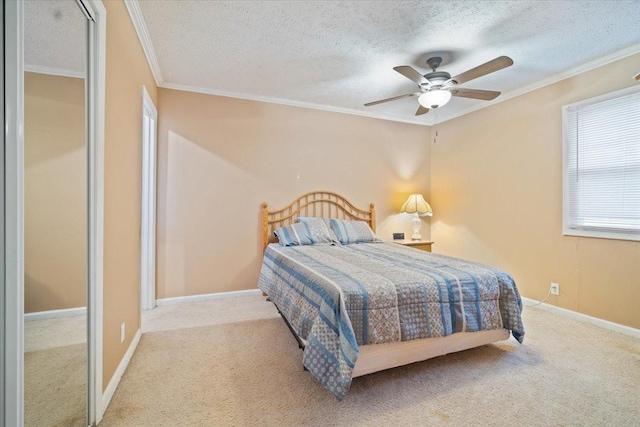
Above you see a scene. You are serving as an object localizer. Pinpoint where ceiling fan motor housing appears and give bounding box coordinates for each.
[422,71,452,88]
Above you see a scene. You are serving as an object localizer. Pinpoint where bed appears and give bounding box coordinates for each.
[258,191,524,399]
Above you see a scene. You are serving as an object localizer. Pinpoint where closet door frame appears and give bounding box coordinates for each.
[2,1,106,425]
[78,1,107,423]
[3,1,24,425]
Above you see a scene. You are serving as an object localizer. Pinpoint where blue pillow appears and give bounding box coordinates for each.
[329,219,382,244]
[297,217,340,244]
[274,221,336,247]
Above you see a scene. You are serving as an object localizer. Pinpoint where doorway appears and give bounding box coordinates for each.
[140,86,157,312]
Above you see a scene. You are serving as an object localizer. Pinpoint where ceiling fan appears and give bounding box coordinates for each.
[365,56,514,116]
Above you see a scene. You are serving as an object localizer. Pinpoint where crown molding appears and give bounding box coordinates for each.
[439,42,640,124]
[124,0,164,85]
[24,64,85,79]
[159,82,431,126]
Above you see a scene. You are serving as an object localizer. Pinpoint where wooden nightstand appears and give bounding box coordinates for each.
[392,239,434,252]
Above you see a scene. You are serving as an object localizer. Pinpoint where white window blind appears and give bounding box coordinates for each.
[563,87,640,241]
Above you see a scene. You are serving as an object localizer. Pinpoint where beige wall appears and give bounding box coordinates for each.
[24,72,86,313]
[156,88,431,298]
[431,52,640,329]
[102,0,157,390]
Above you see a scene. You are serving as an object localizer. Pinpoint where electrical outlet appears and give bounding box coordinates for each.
[550,283,560,296]
[120,322,125,343]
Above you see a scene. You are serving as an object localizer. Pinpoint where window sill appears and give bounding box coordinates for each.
[563,227,640,242]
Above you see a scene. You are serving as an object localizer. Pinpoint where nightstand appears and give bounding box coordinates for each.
[392,239,434,252]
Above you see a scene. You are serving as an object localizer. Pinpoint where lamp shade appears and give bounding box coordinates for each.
[418,90,452,109]
[400,194,433,216]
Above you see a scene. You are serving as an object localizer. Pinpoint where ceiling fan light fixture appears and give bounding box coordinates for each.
[418,90,452,109]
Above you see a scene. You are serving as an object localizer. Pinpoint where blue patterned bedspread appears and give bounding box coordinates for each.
[258,242,524,400]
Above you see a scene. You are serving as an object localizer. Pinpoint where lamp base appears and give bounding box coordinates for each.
[411,213,422,241]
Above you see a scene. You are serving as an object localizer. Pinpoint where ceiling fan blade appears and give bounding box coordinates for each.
[415,105,430,116]
[393,66,430,85]
[635,72,640,81]
[451,56,514,85]
[451,88,501,101]
[364,92,420,107]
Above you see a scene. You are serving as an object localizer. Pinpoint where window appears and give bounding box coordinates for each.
[563,86,640,241]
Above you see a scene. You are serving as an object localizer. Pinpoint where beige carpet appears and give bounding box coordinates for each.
[25,343,86,427]
[100,299,640,426]
[25,314,86,352]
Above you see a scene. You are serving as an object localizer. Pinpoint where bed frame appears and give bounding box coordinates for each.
[260,190,509,379]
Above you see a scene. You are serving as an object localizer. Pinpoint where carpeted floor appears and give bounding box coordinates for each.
[25,314,86,352]
[25,343,86,427]
[100,296,640,426]
[24,315,87,427]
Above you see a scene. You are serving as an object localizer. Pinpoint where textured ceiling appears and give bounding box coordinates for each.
[137,0,640,124]
[24,0,85,77]
[24,1,640,123]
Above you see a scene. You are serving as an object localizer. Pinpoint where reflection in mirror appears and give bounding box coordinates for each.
[24,1,87,425]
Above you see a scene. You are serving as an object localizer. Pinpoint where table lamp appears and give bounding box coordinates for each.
[400,194,433,241]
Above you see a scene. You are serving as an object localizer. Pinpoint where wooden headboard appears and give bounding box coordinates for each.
[261,191,375,252]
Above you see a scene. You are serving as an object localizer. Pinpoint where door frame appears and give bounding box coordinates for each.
[0,3,4,421]
[80,0,107,423]
[140,85,157,311]
[3,1,24,425]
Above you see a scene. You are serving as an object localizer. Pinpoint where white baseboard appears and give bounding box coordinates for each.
[155,289,262,306]
[24,306,86,322]
[522,297,640,339]
[102,329,142,415]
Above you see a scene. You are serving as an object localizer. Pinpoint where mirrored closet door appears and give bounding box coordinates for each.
[23,1,88,425]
